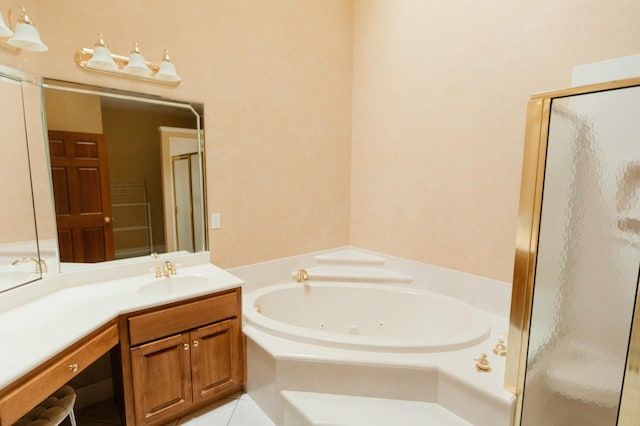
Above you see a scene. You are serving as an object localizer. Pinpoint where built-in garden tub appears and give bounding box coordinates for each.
[238,249,515,425]
[243,282,491,352]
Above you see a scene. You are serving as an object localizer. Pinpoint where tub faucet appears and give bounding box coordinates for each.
[295,269,309,283]
[12,257,48,274]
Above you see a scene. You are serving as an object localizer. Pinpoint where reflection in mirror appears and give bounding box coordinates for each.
[0,66,52,293]
[159,127,205,253]
[42,80,206,271]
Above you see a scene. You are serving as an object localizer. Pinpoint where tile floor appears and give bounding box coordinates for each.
[74,393,275,426]
[171,393,275,426]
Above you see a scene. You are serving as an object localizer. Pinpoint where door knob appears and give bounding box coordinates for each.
[104,216,111,223]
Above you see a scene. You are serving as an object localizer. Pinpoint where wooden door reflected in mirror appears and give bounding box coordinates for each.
[48,130,114,263]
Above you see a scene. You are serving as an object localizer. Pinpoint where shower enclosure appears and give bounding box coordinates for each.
[506,78,640,425]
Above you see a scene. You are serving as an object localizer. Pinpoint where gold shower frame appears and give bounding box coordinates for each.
[504,76,640,425]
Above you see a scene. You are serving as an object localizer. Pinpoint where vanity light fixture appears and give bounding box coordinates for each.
[124,42,151,76]
[0,4,48,52]
[0,11,11,37]
[75,34,181,86]
[86,34,117,70]
[155,50,180,82]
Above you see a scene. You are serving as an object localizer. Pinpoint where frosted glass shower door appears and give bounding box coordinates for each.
[520,86,640,425]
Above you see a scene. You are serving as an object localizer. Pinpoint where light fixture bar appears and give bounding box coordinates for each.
[75,47,180,86]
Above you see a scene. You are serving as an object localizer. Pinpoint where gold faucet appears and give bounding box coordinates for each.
[295,268,309,283]
[163,260,177,277]
[12,257,48,274]
[155,260,177,278]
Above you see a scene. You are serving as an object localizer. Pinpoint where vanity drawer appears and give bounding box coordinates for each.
[0,322,118,426]
[128,289,239,346]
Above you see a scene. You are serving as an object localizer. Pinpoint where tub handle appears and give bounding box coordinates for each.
[475,353,491,372]
[493,339,507,356]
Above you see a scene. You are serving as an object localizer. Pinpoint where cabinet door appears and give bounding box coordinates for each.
[191,318,242,403]
[131,333,192,424]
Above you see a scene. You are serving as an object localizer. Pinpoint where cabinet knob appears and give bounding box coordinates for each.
[104,216,112,223]
[69,363,79,372]
[193,340,199,348]
[184,343,190,351]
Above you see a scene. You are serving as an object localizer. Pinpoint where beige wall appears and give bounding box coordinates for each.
[350,0,640,281]
[0,0,353,268]
[1,1,638,280]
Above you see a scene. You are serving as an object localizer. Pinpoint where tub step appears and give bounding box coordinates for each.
[281,391,471,426]
[315,248,387,267]
[293,265,412,284]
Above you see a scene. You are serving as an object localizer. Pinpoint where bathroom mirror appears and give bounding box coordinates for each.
[42,79,206,269]
[0,66,53,293]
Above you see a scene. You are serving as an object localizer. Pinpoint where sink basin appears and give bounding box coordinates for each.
[137,275,211,297]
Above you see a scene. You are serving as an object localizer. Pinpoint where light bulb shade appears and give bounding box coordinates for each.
[8,22,47,51]
[0,13,12,37]
[124,52,151,75]
[87,45,118,70]
[156,60,180,81]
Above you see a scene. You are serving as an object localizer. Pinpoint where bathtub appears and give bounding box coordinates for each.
[243,282,491,352]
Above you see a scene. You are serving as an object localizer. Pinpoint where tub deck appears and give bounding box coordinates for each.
[244,305,515,426]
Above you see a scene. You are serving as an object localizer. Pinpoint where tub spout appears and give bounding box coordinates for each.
[295,268,309,283]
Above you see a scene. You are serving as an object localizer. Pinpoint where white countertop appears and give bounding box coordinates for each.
[0,252,244,389]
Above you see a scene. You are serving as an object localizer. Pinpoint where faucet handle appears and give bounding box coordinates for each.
[295,269,309,283]
[475,353,491,372]
[493,339,507,356]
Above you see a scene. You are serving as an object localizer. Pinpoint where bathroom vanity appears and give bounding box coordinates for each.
[118,287,243,425]
[0,254,245,426]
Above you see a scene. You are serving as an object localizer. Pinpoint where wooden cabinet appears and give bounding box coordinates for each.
[0,322,118,425]
[118,288,244,425]
[191,319,242,403]
[130,333,192,422]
